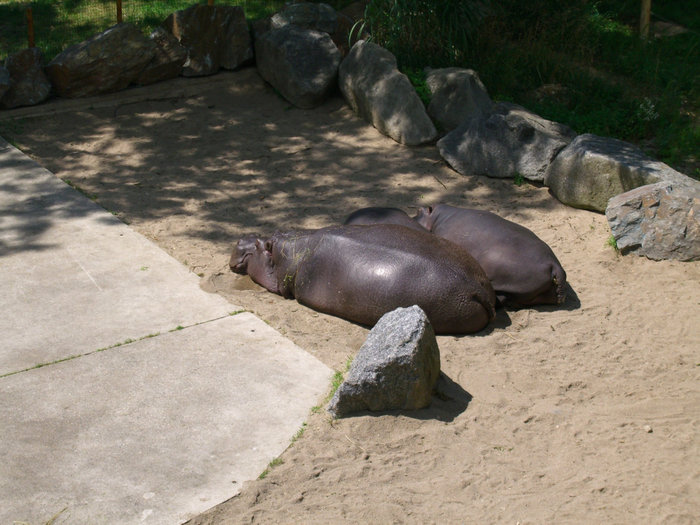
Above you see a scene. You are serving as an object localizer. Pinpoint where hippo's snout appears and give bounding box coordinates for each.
[230,234,261,274]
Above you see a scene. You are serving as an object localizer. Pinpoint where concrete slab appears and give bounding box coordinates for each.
[0,137,237,374]
[0,313,332,524]
[0,137,333,524]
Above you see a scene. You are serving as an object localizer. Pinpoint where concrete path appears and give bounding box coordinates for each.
[0,138,332,524]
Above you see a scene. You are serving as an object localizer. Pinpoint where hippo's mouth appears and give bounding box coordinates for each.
[230,253,251,274]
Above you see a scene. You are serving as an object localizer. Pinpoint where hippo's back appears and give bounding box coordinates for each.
[287,224,496,334]
[418,204,567,305]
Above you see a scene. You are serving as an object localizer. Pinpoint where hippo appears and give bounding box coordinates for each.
[415,204,567,306]
[344,207,426,232]
[230,224,496,334]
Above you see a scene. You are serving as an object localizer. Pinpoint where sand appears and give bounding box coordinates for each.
[4,67,699,523]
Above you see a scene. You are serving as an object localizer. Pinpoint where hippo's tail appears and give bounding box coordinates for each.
[552,265,567,305]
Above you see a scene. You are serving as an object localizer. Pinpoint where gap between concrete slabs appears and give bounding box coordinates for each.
[0,136,240,374]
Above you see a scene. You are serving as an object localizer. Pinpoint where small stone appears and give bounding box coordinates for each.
[643,425,653,433]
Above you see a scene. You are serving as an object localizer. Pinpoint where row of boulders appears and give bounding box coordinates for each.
[1,1,697,261]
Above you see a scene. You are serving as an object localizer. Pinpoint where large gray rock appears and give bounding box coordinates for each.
[257,2,359,57]
[327,305,440,418]
[255,25,341,109]
[438,102,576,181]
[46,23,155,98]
[0,66,11,102]
[270,2,338,34]
[339,40,437,146]
[544,133,693,212]
[135,27,187,86]
[163,4,252,77]
[1,48,51,109]
[425,67,493,132]
[606,181,700,261]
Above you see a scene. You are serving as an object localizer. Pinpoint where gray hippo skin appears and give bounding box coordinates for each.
[415,204,567,306]
[230,224,496,334]
[344,207,427,231]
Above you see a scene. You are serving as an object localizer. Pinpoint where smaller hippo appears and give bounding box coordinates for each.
[415,204,567,306]
[230,224,496,334]
[344,207,426,232]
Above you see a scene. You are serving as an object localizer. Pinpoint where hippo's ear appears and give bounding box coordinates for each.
[255,239,274,254]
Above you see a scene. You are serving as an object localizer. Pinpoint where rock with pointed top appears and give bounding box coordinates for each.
[328,305,440,418]
[339,40,437,145]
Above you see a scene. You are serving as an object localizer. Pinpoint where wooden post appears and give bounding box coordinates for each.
[116,0,123,23]
[26,7,35,48]
[208,0,214,5]
[640,0,651,38]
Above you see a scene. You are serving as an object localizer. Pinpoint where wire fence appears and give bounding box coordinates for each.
[0,0,296,60]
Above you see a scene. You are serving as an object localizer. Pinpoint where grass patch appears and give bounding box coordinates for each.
[291,422,307,444]
[258,456,284,479]
[0,331,161,379]
[607,234,619,252]
[311,354,353,414]
[62,178,98,201]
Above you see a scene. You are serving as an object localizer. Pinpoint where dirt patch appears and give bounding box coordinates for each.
[4,67,699,523]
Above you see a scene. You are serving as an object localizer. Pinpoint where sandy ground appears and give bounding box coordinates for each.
[3,67,699,523]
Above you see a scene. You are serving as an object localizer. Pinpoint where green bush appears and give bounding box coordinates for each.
[363,0,698,177]
[363,0,489,68]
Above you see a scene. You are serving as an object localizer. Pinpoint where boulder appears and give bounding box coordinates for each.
[260,2,360,57]
[606,181,700,261]
[255,25,341,109]
[163,4,252,77]
[1,48,51,109]
[46,23,155,98]
[438,102,576,181]
[425,67,493,131]
[270,2,338,34]
[135,27,187,86]
[0,66,11,102]
[544,133,693,212]
[220,6,254,70]
[327,305,440,418]
[339,40,437,146]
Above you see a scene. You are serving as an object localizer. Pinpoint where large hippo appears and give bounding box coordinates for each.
[230,224,496,334]
[415,204,567,306]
